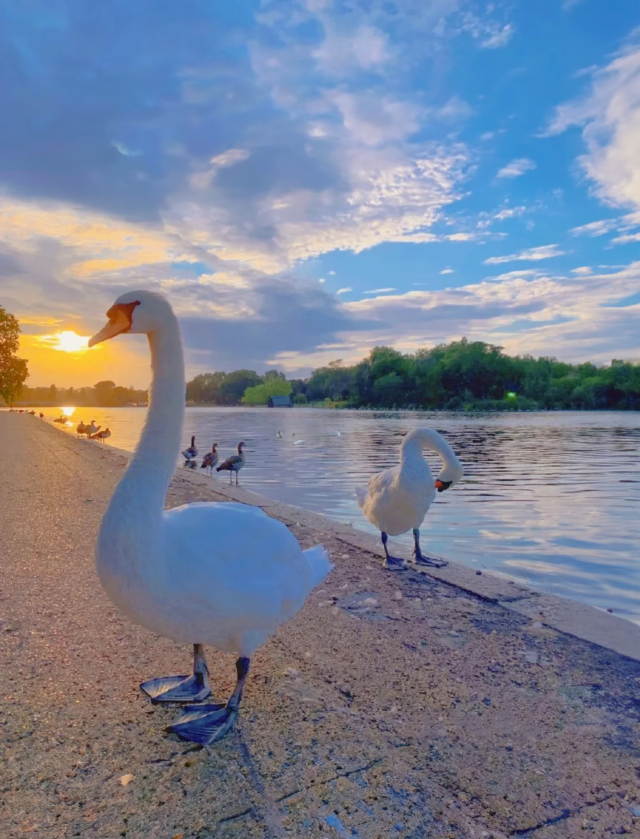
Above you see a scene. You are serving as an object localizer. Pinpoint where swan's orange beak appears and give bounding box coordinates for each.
[435,479,453,493]
[88,302,137,347]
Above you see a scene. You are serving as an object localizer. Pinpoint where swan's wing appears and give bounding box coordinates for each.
[355,486,368,508]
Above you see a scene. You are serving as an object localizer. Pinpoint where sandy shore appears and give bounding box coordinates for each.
[2,412,640,839]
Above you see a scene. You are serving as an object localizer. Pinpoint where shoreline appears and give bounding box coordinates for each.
[48,412,640,663]
[3,410,640,837]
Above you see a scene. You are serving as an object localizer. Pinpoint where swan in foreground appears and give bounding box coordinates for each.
[356,428,463,571]
[91,427,111,442]
[216,443,246,485]
[182,435,198,463]
[88,291,332,744]
[200,444,219,475]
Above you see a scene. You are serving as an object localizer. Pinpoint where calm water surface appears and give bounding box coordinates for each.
[40,406,640,623]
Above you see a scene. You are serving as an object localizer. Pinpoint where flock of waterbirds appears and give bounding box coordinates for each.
[17,290,463,746]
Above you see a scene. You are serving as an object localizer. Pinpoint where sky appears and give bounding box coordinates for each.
[1,0,639,388]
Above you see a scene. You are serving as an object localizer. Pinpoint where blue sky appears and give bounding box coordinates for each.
[1,0,639,385]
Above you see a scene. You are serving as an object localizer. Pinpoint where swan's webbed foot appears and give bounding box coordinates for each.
[381,532,407,571]
[411,550,448,569]
[168,656,250,745]
[140,674,211,703]
[141,643,212,703]
[168,703,234,744]
[383,555,407,571]
[409,528,448,569]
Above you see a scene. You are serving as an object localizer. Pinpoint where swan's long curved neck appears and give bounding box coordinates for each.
[400,429,460,478]
[111,317,185,515]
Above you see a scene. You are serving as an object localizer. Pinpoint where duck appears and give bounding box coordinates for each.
[182,435,198,463]
[76,421,87,436]
[91,428,111,442]
[200,444,219,475]
[87,420,101,435]
[356,428,463,571]
[216,442,246,485]
[53,415,67,424]
[87,290,333,744]
[292,433,305,446]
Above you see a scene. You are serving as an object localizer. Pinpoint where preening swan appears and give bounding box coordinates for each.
[88,291,332,745]
[356,428,463,571]
[200,444,219,475]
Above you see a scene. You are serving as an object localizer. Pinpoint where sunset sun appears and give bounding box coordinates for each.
[39,331,91,353]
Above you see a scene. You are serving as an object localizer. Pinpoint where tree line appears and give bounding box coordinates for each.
[187,340,640,411]
[17,380,148,408]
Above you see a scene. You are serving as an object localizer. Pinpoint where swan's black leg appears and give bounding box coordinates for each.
[381,532,406,571]
[411,528,448,568]
[169,657,250,745]
[140,643,212,703]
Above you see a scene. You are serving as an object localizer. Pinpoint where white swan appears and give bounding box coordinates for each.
[356,428,463,571]
[88,291,332,745]
[292,433,305,446]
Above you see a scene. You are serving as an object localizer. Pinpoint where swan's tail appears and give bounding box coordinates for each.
[355,486,367,509]
[303,545,333,587]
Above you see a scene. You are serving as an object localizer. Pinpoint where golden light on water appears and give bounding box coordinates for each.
[61,406,76,417]
[39,331,91,353]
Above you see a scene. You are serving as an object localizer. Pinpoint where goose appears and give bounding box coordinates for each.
[200,444,219,475]
[182,435,198,463]
[87,420,101,435]
[356,428,463,571]
[39,413,44,419]
[292,433,305,446]
[54,415,67,424]
[87,291,332,745]
[91,428,111,442]
[76,421,87,437]
[216,443,246,485]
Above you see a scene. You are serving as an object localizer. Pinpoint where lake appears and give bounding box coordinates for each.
[37,406,640,623]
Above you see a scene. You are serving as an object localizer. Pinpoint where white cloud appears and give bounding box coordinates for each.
[570,218,620,236]
[318,277,326,283]
[440,267,455,274]
[329,270,336,275]
[613,232,640,245]
[571,266,593,275]
[484,244,566,265]
[570,211,640,243]
[364,287,397,294]
[546,39,640,211]
[496,158,536,179]
[481,23,515,49]
[336,287,352,295]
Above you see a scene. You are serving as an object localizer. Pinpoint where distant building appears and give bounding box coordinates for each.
[268,395,292,408]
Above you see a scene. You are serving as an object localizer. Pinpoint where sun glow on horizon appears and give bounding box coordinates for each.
[39,331,91,353]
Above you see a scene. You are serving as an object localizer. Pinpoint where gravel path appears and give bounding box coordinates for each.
[2,412,640,839]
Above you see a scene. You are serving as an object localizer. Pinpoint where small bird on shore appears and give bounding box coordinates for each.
[87,420,101,435]
[200,444,219,475]
[182,435,198,464]
[76,421,87,436]
[356,428,463,571]
[216,442,246,485]
[91,428,111,442]
[87,290,332,745]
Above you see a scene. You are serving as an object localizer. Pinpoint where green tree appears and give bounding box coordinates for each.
[0,306,28,406]
[242,379,292,405]
[218,370,262,405]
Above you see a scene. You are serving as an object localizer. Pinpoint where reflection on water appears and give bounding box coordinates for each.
[39,406,640,623]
